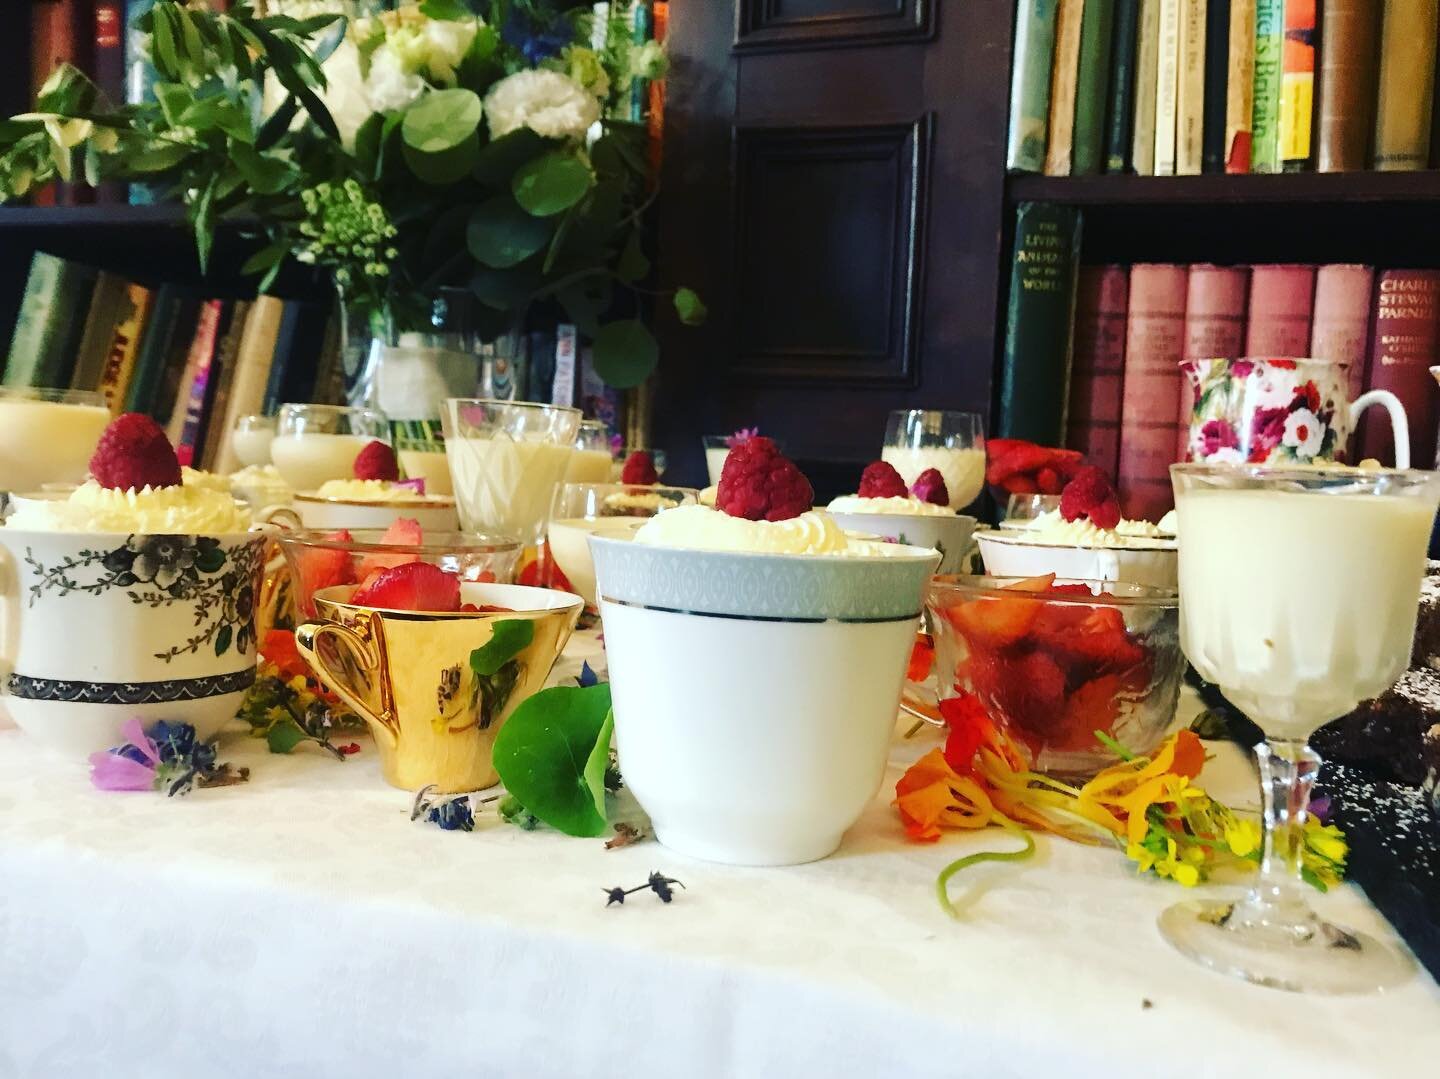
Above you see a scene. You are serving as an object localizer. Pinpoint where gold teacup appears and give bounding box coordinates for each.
[295,582,583,792]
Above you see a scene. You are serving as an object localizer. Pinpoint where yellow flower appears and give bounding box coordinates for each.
[1172,863,1200,887]
[1225,819,1262,859]
[1305,822,1348,865]
[1126,841,1156,873]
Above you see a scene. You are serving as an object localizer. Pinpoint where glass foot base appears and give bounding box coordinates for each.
[1158,899,1414,995]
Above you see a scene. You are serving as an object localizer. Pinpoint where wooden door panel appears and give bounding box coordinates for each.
[736,0,933,50]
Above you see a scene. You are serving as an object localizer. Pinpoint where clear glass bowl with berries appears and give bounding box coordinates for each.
[926,574,1184,779]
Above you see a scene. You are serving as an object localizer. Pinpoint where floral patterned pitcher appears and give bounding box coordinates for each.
[1181,358,1410,467]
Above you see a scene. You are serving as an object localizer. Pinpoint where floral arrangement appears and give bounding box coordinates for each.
[0,1,700,387]
[90,718,249,794]
[896,692,1348,917]
[235,629,364,756]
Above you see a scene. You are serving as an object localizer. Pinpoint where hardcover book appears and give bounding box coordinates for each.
[1132,0,1163,173]
[1106,0,1142,172]
[1155,0,1183,174]
[1373,0,1440,170]
[1007,0,1061,172]
[999,202,1083,445]
[1278,0,1317,171]
[1245,263,1316,356]
[3,254,98,389]
[1067,265,1130,478]
[69,272,131,393]
[1202,0,1231,172]
[1117,263,1189,520]
[211,296,284,473]
[1310,264,1376,403]
[1317,0,1382,172]
[1044,0,1086,176]
[1251,0,1284,171]
[168,299,225,464]
[1180,265,1249,457]
[1073,0,1119,175]
[97,283,153,414]
[198,300,254,470]
[1360,270,1440,466]
[1224,0,1256,171]
[1175,0,1208,175]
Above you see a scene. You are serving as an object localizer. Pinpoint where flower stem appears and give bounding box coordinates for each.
[935,826,1037,920]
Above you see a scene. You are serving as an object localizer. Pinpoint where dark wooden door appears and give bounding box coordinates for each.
[654,0,1015,499]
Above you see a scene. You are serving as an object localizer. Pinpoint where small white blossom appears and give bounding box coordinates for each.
[365,47,427,112]
[484,70,600,142]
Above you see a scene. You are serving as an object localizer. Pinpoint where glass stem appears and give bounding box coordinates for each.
[1241,738,1321,934]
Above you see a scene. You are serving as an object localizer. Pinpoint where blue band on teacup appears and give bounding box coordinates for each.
[598,596,920,625]
[5,668,256,705]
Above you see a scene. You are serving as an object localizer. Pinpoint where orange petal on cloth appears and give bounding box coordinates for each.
[895,749,997,841]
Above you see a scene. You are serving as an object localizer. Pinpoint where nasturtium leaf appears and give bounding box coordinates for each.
[470,619,535,677]
[492,684,614,838]
[266,716,308,754]
[402,88,482,154]
[467,196,552,268]
[512,151,592,217]
[592,319,659,389]
[674,287,708,326]
[404,129,480,185]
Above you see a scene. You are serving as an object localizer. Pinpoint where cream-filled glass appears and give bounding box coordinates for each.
[565,419,614,485]
[1165,463,1440,994]
[270,404,389,492]
[549,483,698,609]
[0,388,110,493]
[882,409,986,509]
[442,399,580,546]
[232,414,277,468]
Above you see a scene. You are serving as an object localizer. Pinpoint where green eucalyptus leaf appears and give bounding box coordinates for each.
[403,128,480,184]
[674,287,708,326]
[592,319,659,388]
[467,196,552,269]
[470,619,535,677]
[556,277,612,336]
[470,266,540,311]
[402,88,482,153]
[512,151,592,217]
[473,128,548,186]
[616,229,649,284]
[491,684,613,838]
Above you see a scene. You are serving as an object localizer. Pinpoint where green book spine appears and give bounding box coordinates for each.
[1252,0,1284,172]
[4,254,97,389]
[1007,0,1061,172]
[125,287,192,416]
[1073,0,1119,174]
[999,202,1084,444]
[1106,0,1142,171]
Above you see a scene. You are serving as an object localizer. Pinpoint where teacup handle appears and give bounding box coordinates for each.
[1351,390,1410,468]
[295,617,401,749]
[256,505,302,531]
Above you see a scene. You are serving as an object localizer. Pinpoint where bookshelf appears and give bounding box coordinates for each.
[1006,170,1440,206]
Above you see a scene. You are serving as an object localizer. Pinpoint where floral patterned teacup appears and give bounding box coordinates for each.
[0,527,267,754]
[1182,357,1410,467]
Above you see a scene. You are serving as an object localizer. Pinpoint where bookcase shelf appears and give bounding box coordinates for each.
[1006,170,1440,207]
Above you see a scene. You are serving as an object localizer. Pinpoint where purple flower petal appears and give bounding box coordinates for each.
[88,751,158,792]
[119,717,161,766]
[395,477,427,496]
[1308,795,1333,824]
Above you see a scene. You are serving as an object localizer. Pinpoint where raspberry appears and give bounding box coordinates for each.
[353,440,399,481]
[621,451,658,485]
[89,413,182,491]
[715,436,813,522]
[1059,465,1123,530]
[911,468,950,506]
[350,561,461,612]
[857,460,908,498]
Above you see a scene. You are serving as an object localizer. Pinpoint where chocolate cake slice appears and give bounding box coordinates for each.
[1313,668,1440,787]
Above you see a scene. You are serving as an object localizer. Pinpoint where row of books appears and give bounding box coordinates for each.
[1008,0,1440,177]
[1066,260,1440,518]
[1,253,341,472]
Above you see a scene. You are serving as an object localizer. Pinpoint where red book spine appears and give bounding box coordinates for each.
[1117,264,1189,520]
[1360,269,1440,467]
[92,2,126,203]
[1179,264,1250,458]
[1310,264,1375,402]
[1244,263,1316,355]
[1066,265,1129,479]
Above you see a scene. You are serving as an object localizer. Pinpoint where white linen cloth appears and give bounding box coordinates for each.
[0,635,1437,1078]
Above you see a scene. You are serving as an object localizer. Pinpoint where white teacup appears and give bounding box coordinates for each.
[0,527,267,753]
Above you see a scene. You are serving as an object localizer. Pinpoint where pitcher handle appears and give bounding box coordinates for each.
[1351,390,1410,469]
[295,617,400,749]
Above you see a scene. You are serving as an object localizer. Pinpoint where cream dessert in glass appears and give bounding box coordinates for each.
[442,399,580,547]
[565,420,615,485]
[231,414,276,468]
[0,388,110,494]
[882,409,986,509]
[1162,463,1440,994]
[397,448,454,497]
[548,483,698,609]
[271,404,389,492]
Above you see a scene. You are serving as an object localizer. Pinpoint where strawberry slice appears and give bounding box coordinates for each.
[356,517,425,579]
[350,562,461,612]
[295,529,357,617]
[1051,673,1125,751]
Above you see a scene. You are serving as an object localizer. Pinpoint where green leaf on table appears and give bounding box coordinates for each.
[403,128,480,185]
[470,619,535,677]
[402,88,482,153]
[266,716,309,755]
[467,195,552,268]
[592,318,659,388]
[492,684,614,838]
[512,151,592,217]
[674,287,708,326]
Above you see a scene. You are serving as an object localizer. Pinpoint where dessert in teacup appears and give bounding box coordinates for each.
[826,460,977,574]
[977,466,1178,589]
[294,440,459,531]
[228,464,294,511]
[0,414,264,753]
[590,437,939,866]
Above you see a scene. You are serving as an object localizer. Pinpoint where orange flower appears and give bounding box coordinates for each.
[906,634,935,683]
[894,749,998,841]
[1077,730,1208,843]
[261,629,309,682]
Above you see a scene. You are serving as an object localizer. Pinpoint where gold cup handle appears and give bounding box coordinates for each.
[295,618,401,749]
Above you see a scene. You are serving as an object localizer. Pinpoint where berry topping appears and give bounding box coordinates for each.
[985,440,1085,496]
[621,450,659,485]
[294,529,357,618]
[715,436,814,522]
[911,468,950,506]
[350,561,461,612]
[89,413,182,491]
[857,460,908,499]
[1059,465,1123,531]
[353,440,400,482]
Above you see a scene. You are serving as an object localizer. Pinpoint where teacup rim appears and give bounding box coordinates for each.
[313,581,584,618]
[0,526,263,543]
[276,527,521,554]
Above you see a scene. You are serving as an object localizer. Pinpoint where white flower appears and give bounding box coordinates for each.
[420,19,476,85]
[365,46,427,112]
[261,32,373,152]
[484,70,600,142]
[1282,409,1324,458]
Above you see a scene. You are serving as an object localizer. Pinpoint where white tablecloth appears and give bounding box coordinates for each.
[1,635,1437,1078]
